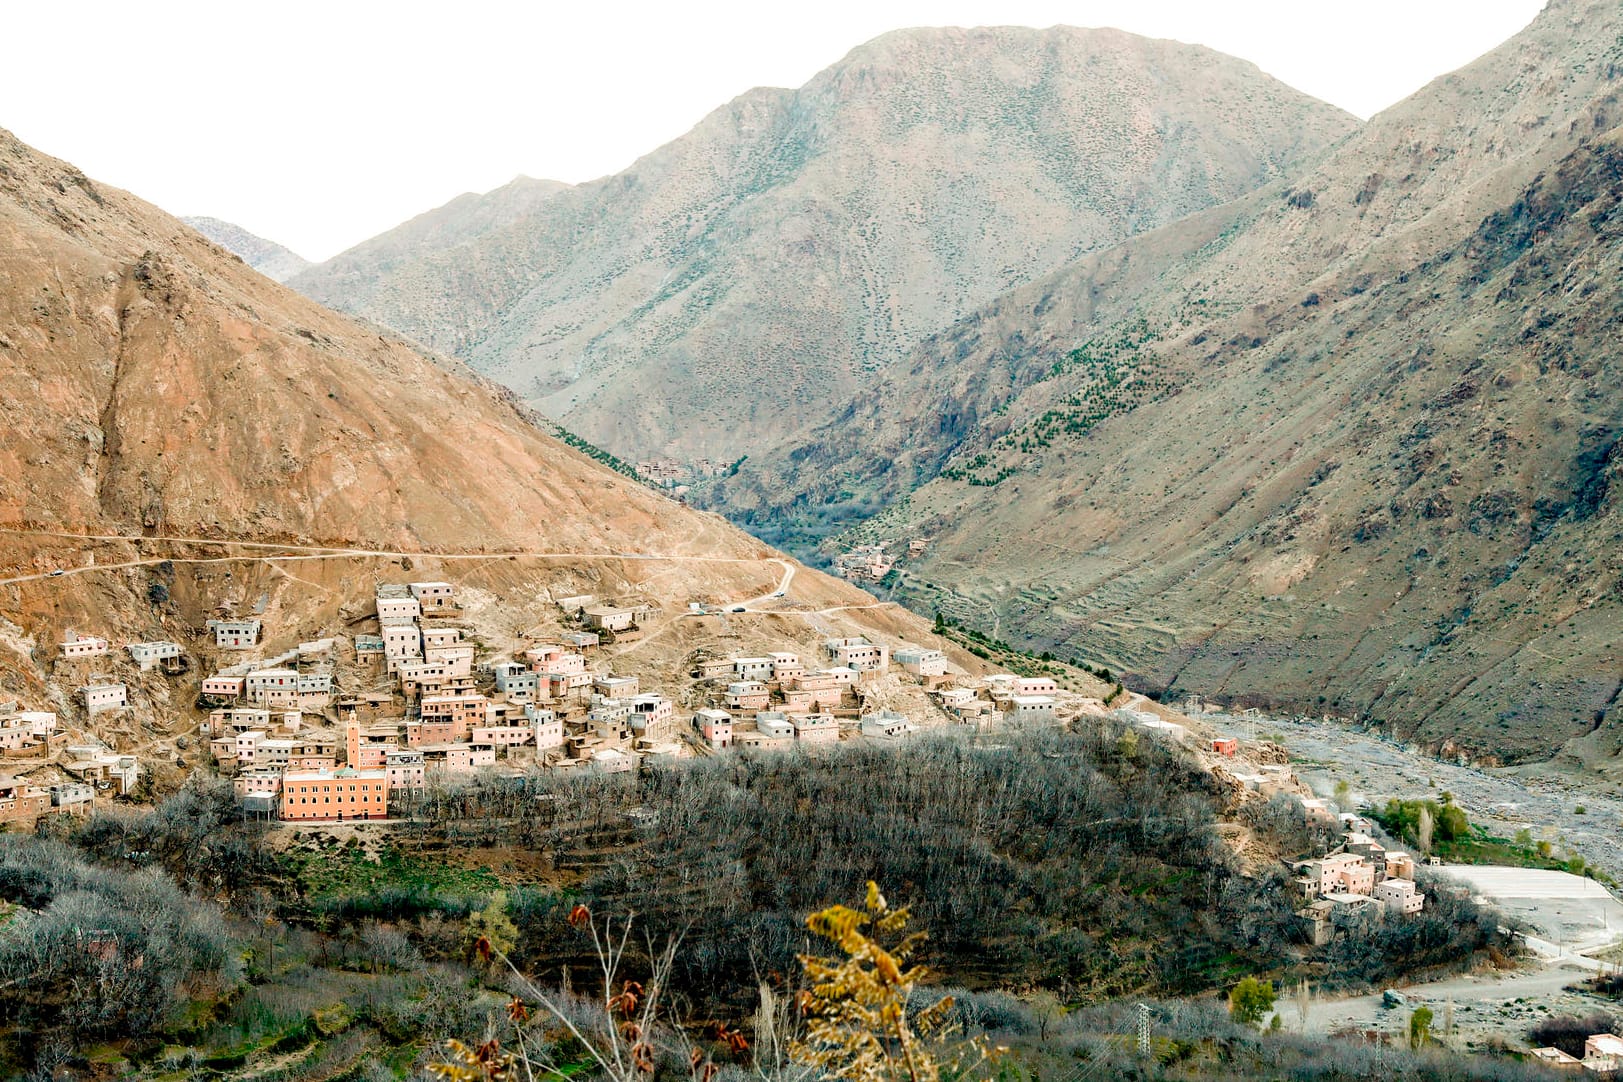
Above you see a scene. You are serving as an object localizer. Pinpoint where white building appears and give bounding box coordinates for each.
[376,595,422,625]
[1009,695,1057,723]
[60,631,110,660]
[126,640,182,670]
[824,637,889,672]
[81,683,127,713]
[733,657,774,681]
[860,711,916,739]
[756,712,795,740]
[207,619,261,649]
[895,647,949,677]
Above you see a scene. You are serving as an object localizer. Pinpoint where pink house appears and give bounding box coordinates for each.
[1212,737,1239,757]
[725,682,771,710]
[59,631,110,660]
[695,710,733,749]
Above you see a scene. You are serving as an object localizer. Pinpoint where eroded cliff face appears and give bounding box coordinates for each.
[291,25,1357,463]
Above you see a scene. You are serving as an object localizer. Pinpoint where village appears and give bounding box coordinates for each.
[0,575,1448,951]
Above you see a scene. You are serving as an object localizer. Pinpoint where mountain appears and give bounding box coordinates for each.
[0,126,953,746]
[181,215,311,281]
[291,26,1358,463]
[717,0,1623,764]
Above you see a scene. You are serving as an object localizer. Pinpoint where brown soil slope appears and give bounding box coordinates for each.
[291,26,1356,462]
[0,127,945,722]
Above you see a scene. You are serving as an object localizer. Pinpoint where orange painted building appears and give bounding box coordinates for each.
[279,769,388,822]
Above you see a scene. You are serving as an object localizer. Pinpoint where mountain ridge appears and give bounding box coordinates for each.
[291,25,1358,463]
[181,215,311,282]
[707,0,1622,763]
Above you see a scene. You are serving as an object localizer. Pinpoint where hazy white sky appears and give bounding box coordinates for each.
[2,0,1545,261]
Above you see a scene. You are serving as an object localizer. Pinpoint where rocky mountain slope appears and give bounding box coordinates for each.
[716,0,1623,763]
[180,215,311,281]
[0,126,950,745]
[291,26,1357,462]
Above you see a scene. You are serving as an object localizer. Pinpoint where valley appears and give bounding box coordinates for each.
[3,3,1622,1080]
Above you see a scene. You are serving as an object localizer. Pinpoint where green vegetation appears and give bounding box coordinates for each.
[1227,977,1276,1027]
[939,451,1017,486]
[551,424,646,484]
[279,839,501,919]
[1409,1004,1434,1049]
[933,611,1116,692]
[1371,796,1613,882]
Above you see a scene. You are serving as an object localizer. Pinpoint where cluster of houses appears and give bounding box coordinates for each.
[633,458,734,492]
[0,700,134,824]
[1532,1032,1623,1071]
[188,575,1113,821]
[1291,830,1426,943]
[833,544,895,583]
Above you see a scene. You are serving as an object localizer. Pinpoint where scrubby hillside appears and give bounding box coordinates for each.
[710,0,1623,762]
[291,26,1357,462]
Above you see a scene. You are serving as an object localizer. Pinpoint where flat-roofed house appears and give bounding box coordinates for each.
[698,658,736,681]
[419,692,488,740]
[860,711,916,739]
[894,648,949,677]
[594,675,639,698]
[694,709,733,750]
[200,675,245,702]
[376,595,422,625]
[823,637,889,672]
[425,643,474,677]
[244,668,299,706]
[1373,878,1425,915]
[0,776,52,824]
[409,582,456,610]
[1009,695,1056,723]
[60,631,110,660]
[127,641,182,671]
[725,682,771,710]
[207,619,261,649]
[582,606,637,632]
[629,695,676,739]
[527,706,565,751]
[756,712,795,740]
[81,683,127,714]
[793,714,840,744]
[496,667,542,702]
[382,624,423,670]
[280,769,388,821]
[385,749,425,791]
[733,657,773,681]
